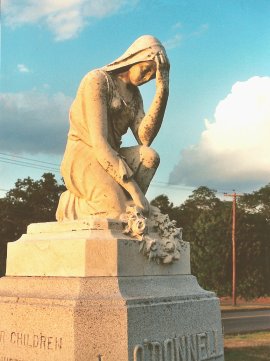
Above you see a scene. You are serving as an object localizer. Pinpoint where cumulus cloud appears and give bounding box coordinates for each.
[2,0,137,41]
[17,64,30,73]
[164,23,208,51]
[163,34,183,50]
[169,76,270,189]
[172,22,182,30]
[0,90,72,154]
[190,23,209,38]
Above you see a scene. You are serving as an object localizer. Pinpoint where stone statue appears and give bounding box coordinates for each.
[3,37,224,361]
[56,35,170,221]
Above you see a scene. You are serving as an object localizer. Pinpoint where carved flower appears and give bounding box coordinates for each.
[164,241,175,252]
[162,254,173,264]
[122,205,184,265]
[131,218,146,235]
[145,237,157,252]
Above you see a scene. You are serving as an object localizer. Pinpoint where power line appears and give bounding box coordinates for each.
[0,152,59,167]
[0,158,59,172]
[151,183,195,191]
[0,153,255,197]
[0,155,221,192]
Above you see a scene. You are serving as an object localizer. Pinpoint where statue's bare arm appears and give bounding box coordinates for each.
[131,53,170,146]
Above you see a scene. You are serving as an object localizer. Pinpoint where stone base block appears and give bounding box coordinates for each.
[6,220,190,277]
[0,275,224,361]
[1,221,224,360]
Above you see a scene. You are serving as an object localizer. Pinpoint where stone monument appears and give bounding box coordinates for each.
[0,35,224,361]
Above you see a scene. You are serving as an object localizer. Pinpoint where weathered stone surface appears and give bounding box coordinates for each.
[56,35,170,221]
[1,221,224,360]
[0,34,225,360]
[6,220,190,277]
[0,275,223,361]
[1,213,224,361]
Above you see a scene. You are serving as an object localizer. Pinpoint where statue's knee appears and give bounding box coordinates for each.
[140,146,160,169]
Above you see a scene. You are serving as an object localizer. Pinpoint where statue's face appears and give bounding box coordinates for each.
[128,61,156,86]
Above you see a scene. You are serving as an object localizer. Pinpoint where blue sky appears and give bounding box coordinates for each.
[1,0,270,205]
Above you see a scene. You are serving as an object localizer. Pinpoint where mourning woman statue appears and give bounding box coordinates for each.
[56,35,170,221]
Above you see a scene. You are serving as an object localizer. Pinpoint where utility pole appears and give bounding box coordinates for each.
[224,191,241,306]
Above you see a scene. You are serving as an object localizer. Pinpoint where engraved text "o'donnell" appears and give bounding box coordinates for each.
[133,330,223,361]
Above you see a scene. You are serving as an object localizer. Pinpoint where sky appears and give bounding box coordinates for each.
[1,0,270,206]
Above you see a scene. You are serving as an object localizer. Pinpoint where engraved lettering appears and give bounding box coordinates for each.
[10,332,16,344]
[7,331,63,351]
[0,331,5,344]
[174,335,186,361]
[213,330,218,356]
[16,332,23,346]
[186,334,197,361]
[197,333,207,361]
[40,334,46,349]
[133,329,224,361]
[25,334,32,347]
[143,339,151,360]
[55,337,63,350]
[164,339,175,361]
[206,330,217,358]
[33,334,39,348]
[150,341,163,361]
[47,336,53,350]
[133,345,144,361]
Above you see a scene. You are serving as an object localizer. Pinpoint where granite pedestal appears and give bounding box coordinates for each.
[0,219,224,361]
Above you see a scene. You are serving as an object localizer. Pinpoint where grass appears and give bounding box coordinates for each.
[224,331,270,361]
[225,347,270,361]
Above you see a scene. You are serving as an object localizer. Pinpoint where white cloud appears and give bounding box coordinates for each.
[17,64,30,73]
[190,23,209,38]
[2,0,137,41]
[169,76,270,190]
[172,22,182,30]
[164,34,183,50]
[164,23,208,51]
[0,90,72,154]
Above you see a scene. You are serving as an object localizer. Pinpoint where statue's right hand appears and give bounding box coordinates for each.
[155,51,170,91]
[130,188,150,216]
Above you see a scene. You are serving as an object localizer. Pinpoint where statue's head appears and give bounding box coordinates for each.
[102,35,167,76]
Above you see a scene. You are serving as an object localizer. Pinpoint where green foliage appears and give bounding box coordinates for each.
[0,173,65,242]
[237,190,270,298]
[1,175,270,299]
[0,173,65,275]
[151,185,270,299]
[150,194,181,225]
[178,187,232,295]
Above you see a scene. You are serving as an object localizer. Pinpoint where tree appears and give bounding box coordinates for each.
[177,187,232,295]
[0,173,65,276]
[151,185,270,299]
[150,194,181,224]
[150,194,174,214]
[239,183,270,221]
[237,187,270,297]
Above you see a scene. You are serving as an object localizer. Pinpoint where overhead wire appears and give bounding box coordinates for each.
[0,153,60,173]
[0,152,59,166]
[0,152,246,196]
[0,158,59,172]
